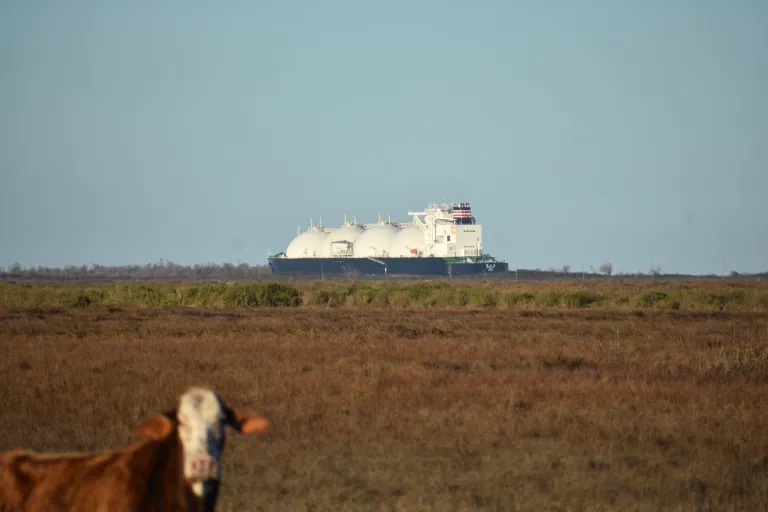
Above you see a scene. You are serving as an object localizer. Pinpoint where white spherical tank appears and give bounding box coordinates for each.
[323,225,365,257]
[389,226,426,257]
[353,224,400,257]
[285,229,329,258]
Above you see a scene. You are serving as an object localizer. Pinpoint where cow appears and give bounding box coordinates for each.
[0,386,270,512]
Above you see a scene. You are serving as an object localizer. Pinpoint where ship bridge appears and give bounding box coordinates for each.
[407,202,482,258]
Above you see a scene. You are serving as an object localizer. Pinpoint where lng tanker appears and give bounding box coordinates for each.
[267,202,508,276]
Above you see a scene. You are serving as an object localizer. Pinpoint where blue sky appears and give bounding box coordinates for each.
[1,1,766,275]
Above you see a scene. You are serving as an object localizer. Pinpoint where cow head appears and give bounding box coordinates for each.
[135,387,269,504]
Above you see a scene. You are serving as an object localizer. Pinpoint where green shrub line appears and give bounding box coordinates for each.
[0,282,302,309]
[0,280,766,311]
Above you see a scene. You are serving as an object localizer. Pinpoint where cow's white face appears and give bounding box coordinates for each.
[176,387,226,497]
[134,386,269,499]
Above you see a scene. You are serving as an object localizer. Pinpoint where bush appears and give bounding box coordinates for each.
[502,292,535,308]
[466,288,499,308]
[704,290,747,309]
[633,291,668,308]
[221,283,301,307]
[536,291,563,308]
[562,291,603,308]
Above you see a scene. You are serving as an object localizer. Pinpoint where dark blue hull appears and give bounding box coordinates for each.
[267,257,508,276]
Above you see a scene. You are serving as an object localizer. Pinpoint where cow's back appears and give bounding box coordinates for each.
[0,448,147,512]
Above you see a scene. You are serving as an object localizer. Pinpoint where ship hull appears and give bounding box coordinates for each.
[268,257,508,276]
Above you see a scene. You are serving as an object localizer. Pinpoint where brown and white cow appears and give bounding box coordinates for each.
[0,386,269,512]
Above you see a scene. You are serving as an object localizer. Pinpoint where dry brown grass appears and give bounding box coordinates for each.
[1,300,767,510]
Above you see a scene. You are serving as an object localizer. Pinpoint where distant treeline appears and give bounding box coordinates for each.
[0,261,765,283]
[0,261,273,282]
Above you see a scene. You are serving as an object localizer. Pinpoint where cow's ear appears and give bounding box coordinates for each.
[226,407,270,435]
[135,413,174,440]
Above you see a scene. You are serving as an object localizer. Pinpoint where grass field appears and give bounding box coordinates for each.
[1,279,767,510]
